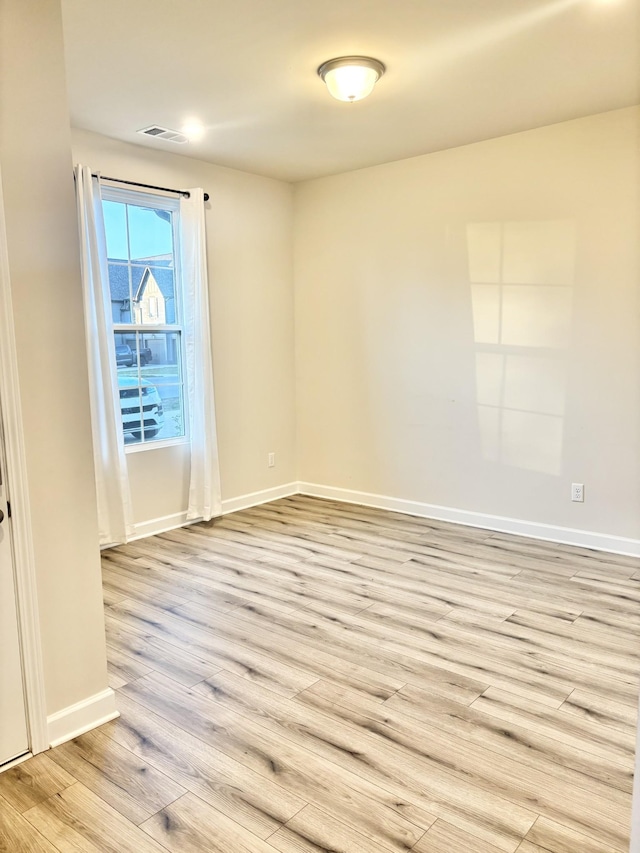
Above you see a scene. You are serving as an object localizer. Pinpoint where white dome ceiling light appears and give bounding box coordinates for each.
[317,56,386,103]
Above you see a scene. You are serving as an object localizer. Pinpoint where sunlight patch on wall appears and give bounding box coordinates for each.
[467,219,576,476]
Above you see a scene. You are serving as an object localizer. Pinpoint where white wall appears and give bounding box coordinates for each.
[71,130,296,527]
[294,108,640,541]
[0,0,110,716]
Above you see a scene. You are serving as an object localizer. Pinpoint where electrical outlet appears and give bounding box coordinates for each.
[571,483,584,502]
[268,452,275,468]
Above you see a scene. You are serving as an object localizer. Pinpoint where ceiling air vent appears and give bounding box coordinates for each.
[137,125,188,144]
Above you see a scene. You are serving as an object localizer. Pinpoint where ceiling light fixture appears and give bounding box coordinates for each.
[182,120,205,141]
[317,56,385,102]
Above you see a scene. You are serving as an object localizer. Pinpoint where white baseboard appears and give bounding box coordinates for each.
[130,511,190,542]
[125,483,299,542]
[298,482,640,557]
[121,480,639,557]
[47,688,119,749]
[221,482,299,515]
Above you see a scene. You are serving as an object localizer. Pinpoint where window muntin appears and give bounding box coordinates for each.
[103,189,187,448]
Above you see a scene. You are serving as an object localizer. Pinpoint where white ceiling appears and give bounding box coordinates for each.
[61,0,639,183]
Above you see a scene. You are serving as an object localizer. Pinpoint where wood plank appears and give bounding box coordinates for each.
[228,597,574,709]
[109,551,306,615]
[48,728,187,824]
[268,803,410,853]
[524,815,623,853]
[504,610,636,656]
[0,793,60,852]
[0,753,75,812]
[105,641,153,689]
[275,601,578,707]
[414,819,505,853]
[471,688,635,762]
[185,671,538,851]
[170,598,406,701]
[23,782,170,853]
[559,688,637,735]
[116,678,434,851]
[382,684,633,793]
[105,613,223,687]
[105,693,307,839]
[107,599,319,697]
[292,678,629,848]
[573,610,640,644]
[140,791,278,852]
[103,586,127,607]
[104,550,282,613]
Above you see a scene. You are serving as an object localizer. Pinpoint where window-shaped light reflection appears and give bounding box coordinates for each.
[468,219,576,476]
[471,285,501,344]
[501,285,573,348]
[475,353,567,474]
[503,354,567,416]
[500,410,564,476]
[502,220,576,286]
[467,222,502,283]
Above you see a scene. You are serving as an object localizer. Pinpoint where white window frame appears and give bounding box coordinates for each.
[101,185,189,453]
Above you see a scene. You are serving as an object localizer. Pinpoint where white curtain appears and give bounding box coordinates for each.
[181,189,221,521]
[74,165,134,546]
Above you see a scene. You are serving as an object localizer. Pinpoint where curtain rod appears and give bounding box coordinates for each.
[93,173,210,202]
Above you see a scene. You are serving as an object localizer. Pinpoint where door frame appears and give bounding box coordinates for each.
[0,171,47,756]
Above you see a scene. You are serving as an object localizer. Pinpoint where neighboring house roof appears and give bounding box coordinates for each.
[108,258,175,305]
[107,262,130,301]
[133,267,175,305]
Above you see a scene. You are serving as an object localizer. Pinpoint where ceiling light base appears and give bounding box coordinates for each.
[317,56,385,102]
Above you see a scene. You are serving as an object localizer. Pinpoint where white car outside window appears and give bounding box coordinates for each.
[118,375,164,441]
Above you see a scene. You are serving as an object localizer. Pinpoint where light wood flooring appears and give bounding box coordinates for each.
[1,495,639,852]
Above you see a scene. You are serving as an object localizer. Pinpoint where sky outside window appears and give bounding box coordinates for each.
[103,200,173,260]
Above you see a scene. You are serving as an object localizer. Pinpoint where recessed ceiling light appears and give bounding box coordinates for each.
[317,56,386,102]
[182,121,205,141]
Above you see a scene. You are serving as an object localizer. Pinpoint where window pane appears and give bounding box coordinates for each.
[139,332,181,385]
[113,332,135,369]
[115,332,182,377]
[118,375,166,445]
[154,385,184,440]
[127,205,174,260]
[119,377,144,445]
[108,263,132,323]
[139,334,184,441]
[103,201,128,260]
[130,264,177,325]
[114,332,184,444]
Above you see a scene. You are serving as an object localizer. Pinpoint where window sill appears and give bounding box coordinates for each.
[124,437,189,454]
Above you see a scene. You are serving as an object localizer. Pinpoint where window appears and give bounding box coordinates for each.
[102,188,187,448]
